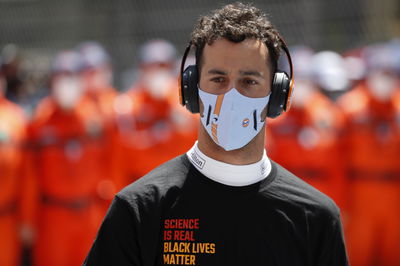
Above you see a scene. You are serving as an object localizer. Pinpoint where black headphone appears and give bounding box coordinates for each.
[179,37,294,119]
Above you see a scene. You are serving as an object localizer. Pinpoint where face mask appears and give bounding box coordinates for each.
[367,72,397,101]
[142,69,173,100]
[199,87,270,151]
[52,76,83,110]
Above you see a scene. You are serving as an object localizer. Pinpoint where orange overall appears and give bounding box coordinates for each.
[114,79,198,187]
[338,84,400,266]
[0,97,25,266]
[21,97,106,266]
[267,91,347,209]
[82,87,119,212]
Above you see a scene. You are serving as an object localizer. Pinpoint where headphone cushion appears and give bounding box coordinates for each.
[181,65,200,113]
[267,71,290,118]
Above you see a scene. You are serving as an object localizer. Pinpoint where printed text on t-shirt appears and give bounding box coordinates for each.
[163,218,216,265]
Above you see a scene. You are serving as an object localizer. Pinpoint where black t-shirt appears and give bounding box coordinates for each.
[84,155,348,266]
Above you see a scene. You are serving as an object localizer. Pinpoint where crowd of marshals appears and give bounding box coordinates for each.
[0,36,400,266]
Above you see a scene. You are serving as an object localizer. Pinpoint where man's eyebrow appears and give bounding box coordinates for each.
[239,70,264,78]
[207,69,265,79]
[207,69,227,75]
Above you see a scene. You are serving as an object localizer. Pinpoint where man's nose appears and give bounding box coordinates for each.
[225,81,239,93]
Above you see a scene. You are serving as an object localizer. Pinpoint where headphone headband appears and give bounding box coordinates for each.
[276,36,294,111]
[179,42,193,106]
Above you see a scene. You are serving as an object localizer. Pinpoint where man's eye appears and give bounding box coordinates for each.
[211,77,225,83]
[244,79,258,85]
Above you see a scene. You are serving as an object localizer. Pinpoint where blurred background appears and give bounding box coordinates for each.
[1,0,399,91]
[0,0,400,265]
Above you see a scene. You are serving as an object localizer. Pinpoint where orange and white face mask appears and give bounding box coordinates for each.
[198,86,270,151]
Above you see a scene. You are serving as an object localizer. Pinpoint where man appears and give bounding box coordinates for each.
[77,41,120,210]
[0,57,26,266]
[21,50,105,266]
[267,48,348,210]
[85,3,348,265]
[77,41,116,123]
[338,43,400,266]
[114,39,197,188]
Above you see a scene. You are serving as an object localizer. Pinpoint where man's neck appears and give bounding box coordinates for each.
[197,125,265,165]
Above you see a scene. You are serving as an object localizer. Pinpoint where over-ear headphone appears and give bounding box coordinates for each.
[179,37,294,118]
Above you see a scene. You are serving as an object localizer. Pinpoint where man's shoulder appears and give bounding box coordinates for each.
[117,154,190,206]
[267,161,341,220]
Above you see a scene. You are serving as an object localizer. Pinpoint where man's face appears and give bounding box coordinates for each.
[199,38,272,98]
[81,65,112,92]
[366,69,399,102]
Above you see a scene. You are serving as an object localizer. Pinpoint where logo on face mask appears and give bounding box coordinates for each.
[198,87,270,151]
[242,118,250,128]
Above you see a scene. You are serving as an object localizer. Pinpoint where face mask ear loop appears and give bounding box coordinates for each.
[206,105,212,126]
[253,110,258,131]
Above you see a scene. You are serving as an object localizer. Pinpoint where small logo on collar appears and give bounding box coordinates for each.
[190,150,206,170]
[260,162,266,176]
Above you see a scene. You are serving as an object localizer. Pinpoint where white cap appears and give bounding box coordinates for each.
[311,51,349,92]
[76,41,110,70]
[288,45,315,81]
[139,39,177,65]
[51,50,82,74]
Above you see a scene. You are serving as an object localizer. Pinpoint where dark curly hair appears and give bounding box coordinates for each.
[190,2,282,73]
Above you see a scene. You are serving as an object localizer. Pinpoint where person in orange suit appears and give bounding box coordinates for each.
[0,58,26,266]
[338,43,400,266]
[267,48,348,209]
[77,41,116,126]
[115,39,197,187]
[76,41,119,211]
[20,50,105,266]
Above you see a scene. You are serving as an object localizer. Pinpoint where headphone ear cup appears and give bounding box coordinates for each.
[267,71,290,118]
[181,65,200,113]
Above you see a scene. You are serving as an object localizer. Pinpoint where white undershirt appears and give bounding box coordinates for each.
[186,141,271,187]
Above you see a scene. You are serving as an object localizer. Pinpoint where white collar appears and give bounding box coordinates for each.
[186,141,271,187]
